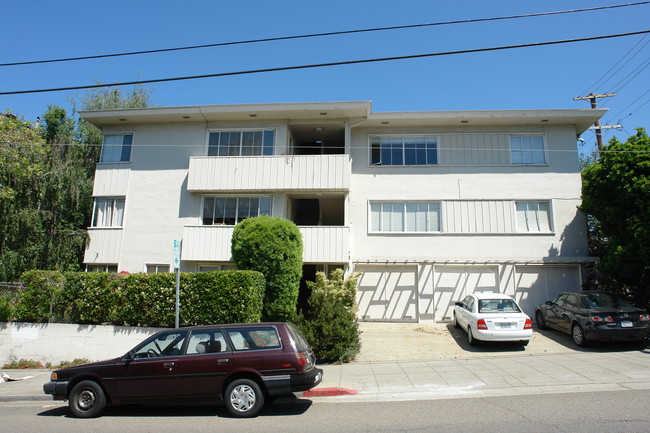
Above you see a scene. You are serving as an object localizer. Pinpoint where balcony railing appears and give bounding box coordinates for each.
[182,225,350,263]
[187,155,350,192]
[84,228,123,264]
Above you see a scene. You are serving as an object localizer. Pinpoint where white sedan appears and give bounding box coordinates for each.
[453,293,533,346]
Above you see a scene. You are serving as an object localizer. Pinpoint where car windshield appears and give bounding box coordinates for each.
[478,298,521,313]
[581,293,635,309]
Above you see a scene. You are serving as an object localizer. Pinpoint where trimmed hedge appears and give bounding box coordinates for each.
[231,216,303,322]
[10,270,265,327]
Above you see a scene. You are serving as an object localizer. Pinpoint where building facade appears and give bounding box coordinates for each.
[81,101,605,322]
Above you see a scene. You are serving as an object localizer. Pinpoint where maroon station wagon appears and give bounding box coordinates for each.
[44,323,323,418]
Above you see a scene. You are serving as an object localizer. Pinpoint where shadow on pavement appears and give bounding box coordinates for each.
[532,326,649,353]
[445,324,529,353]
[38,396,313,418]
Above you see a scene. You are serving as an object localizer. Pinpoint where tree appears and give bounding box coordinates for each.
[0,85,153,281]
[580,128,650,306]
[231,216,303,321]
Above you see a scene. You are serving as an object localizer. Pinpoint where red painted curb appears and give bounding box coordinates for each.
[303,387,358,397]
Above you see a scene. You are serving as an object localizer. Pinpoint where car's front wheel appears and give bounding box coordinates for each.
[572,323,587,347]
[224,378,265,418]
[69,380,107,418]
[453,312,460,329]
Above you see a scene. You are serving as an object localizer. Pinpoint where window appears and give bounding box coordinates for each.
[510,135,546,165]
[227,327,281,351]
[146,264,170,273]
[186,330,228,355]
[100,134,133,163]
[370,201,441,232]
[92,198,125,227]
[202,196,272,225]
[516,201,551,232]
[370,136,438,166]
[207,130,274,156]
[86,264,118,273]
[132,331,187,358]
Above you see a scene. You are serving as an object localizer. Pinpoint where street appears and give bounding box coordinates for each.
[2,389,649,433]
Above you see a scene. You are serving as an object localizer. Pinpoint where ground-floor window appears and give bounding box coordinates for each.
[146,264,170,273]
[86,264,118,273]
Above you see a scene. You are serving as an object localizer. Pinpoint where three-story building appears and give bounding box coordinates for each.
[81,101,605,322]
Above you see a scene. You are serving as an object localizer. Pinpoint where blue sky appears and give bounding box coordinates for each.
[2,0,648,154]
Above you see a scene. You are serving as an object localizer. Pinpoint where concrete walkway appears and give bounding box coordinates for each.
[1,322,648,404]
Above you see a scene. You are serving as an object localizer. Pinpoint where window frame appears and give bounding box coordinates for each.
[368,200,442,234]
[85,264,118,273]
[369,134,439,167]
[206,129,276,157]
[514,200,553,233]
[146,264,171,273]
[201,195,272,226]
[509,134,548,165]
[91,197,126,228]
[100,132,134,163]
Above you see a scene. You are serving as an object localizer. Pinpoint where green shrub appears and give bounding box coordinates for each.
[181,271,265,325]
[116,273,177,327]
[298,269,361,363]
[61,272,122,324]
[231,216,303,322]
[0,294,15,321]
[14,270,65,322]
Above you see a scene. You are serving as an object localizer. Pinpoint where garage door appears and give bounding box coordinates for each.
[512,266,581,318]
[356,265,417,322]
[433,265,499,322]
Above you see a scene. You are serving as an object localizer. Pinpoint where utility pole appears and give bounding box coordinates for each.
[573,92,616,152]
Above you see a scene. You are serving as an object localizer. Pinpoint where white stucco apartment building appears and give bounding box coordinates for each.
[80,101,605,323]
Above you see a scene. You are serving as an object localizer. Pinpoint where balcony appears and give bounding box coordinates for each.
[182,225,350,263]
[93,162,131,196]
[187,155,350,192]
[84,228,123,264]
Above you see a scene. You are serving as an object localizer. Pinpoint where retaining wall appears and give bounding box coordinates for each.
[0,322,164,365]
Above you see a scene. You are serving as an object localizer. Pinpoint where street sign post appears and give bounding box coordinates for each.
[173,240,181,328]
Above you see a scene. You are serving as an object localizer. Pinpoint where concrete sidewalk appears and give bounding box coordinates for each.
[1,323,649,404]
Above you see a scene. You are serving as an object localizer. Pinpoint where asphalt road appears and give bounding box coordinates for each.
[2,389,648,433]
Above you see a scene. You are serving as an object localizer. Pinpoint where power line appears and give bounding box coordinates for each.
[1,2,648,68]
[2,30,648,96]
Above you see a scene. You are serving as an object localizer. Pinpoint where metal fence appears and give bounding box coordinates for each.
[0,281,70,324]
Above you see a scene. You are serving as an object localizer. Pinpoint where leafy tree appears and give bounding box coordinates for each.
[231,216,303,321]
[580,128,650,306]
[0,85,153,281]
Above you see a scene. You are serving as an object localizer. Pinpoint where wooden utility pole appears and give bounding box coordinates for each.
[573,92,616,152]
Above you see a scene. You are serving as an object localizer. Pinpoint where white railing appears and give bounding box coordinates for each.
[181,225,350,263]
[187,155,350,192]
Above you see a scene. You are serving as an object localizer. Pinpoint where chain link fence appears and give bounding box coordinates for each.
[0,281,70,324]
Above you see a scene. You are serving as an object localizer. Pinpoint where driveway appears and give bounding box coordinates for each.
[355,322,647,362]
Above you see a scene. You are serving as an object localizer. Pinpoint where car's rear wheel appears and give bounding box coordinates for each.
[224,378,264,418]
[467,326,478,346]
[535,311,547,330]
[69,380,106,418]
[572,324,587,347]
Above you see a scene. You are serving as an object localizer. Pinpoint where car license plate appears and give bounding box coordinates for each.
[497,322,513,328]
[621,321,633,328]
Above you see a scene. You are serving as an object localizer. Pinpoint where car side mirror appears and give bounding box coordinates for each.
[455,302,462,306]
[545,301,553,306]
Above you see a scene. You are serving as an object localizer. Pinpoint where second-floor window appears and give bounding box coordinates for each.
[370,201,441,232]
[92,197,125,227]
[370,136,438,166]
[208,130,274,156]
[515,201,552,232]
[100,134,133,163]
[202,196,272,225]
[510,135,547,165]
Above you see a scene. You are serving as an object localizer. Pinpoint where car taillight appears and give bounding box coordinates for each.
[296,351,311,366]
[524,318,533,329]
[640,314,650,321]
[477,319,488,330]
[592,316,614,323]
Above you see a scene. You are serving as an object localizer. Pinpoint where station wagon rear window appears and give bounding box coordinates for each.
[227,327,281,350]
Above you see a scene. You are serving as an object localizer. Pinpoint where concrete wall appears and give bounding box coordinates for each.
[0,322,164,365]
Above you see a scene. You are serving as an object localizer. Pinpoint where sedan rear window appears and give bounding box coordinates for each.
[478,299,521,313]
[581,293,635,309]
